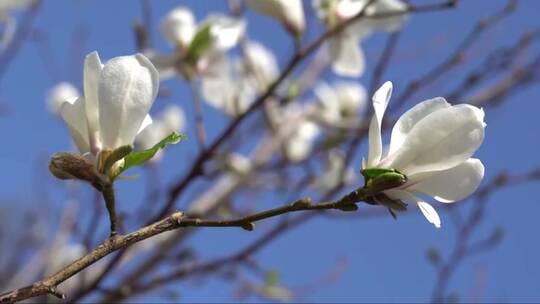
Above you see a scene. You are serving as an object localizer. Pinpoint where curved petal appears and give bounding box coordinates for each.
[246,0,304,35]
[408,158,485,203]
[47,82,79,114]
[83,51,103,148]
[417,201,441,229]
[160,6,196,48]
[383,104,485,175]
[388,97,450,155]
[329,33,365,77]
[98,53,159,149]
[60,97,90,154]
[363,0,408,32]
[385,189,441,228]
[366,81,393,167]
[206,15,245,51]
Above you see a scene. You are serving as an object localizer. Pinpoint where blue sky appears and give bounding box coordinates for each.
[1,0,540,302]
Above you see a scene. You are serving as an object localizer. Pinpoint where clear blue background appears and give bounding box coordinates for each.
[1,0,539,302]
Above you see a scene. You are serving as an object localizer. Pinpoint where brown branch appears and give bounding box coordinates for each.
[0,188,370,303]
[393,0,517,110]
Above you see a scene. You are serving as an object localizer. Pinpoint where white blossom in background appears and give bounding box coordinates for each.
[313,150,356,192]
[60,51,159,156]
[201,40,278,116]
[224,153,252,175]
[46,82,80,115]
[279,105,320,162]
[314,81,367,125]
[364,81,486,228]
[136,105,186,152]
[0,0,35,49]
[313,0,408,77]
[245,0,305,36]
[151,6,246,81]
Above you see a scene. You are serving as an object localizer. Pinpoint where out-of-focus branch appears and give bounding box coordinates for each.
[0,187,373,303]
[393,0,517,110]
[430,169,540,302]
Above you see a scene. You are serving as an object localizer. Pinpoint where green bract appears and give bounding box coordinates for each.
[184,24,212,65]
[113,132,186,179]
[361,167,407,194]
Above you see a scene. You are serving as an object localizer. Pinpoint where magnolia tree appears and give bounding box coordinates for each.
[0,0,539,302]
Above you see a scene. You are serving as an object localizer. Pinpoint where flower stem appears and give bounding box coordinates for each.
[102,182,118,237]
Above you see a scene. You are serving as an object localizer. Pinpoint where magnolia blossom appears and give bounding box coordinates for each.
[245,0,305,35]
[201,40,278,116]
[314,81,367,125]
[136,105,186,151]
[153,7,245,80]
[364,81,486,228]
[46,82,80,114]
[60,51,158,155]
[280,105,320,162]
[313,0,408,77]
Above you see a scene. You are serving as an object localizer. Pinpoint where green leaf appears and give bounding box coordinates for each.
[361,167,398,182]
[113,132,186,178]
[184,24,212,64]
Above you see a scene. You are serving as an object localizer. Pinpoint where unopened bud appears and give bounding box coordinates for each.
[49,153,107,191]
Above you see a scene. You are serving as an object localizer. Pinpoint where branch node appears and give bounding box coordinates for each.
[171,211,185,223]
[292,198,312,209]
[241,222,255,231]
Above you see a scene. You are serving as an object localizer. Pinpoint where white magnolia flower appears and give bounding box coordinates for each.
[246,0,305,36]
[313,0,408,77]
[136,104,186,151]
[225,153,252,175]
[201,40,277,116]
[60,51,159,155]
[364,81,486,228]
[154,7,245,81]
[46,82,80,114]
[314,81,367,124]
[160,6,196,50]
[0,0,35,12]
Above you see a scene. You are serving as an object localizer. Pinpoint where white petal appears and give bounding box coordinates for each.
[160,105,185,131]
[335,81,367,115]
[206,15,245,51]
[388,97,450,155]
[160,6,196,48]
[363,0,408,32]
[98,53,159,149]
[60,97,90,154]
[244,41,278,84]
[246,0,305,34]
[47,82,79,114]
[83,51,103,143]
[407,158,485,203]
[385,189,441,228]
[329,32,365,77]
[417,201,441,228]
[144,50,179,81]
[137,114,153,134]
[383,104,485,175]
[366,81,393,167]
